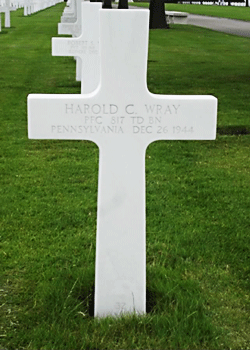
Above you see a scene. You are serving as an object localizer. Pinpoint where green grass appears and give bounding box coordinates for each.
[147,27,250,129]
[132,2,250,21]
[1,4,250,350]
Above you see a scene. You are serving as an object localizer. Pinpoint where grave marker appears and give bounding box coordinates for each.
[52,2,101,94]
[28,9,217,317]
[0,0,16,27]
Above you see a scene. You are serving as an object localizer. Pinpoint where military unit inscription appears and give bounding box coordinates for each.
[50,103,192,136]
[70,41,98,55]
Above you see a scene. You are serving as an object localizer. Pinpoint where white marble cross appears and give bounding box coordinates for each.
[28,9,217,318]
[52,2,101,94]
[0,0,16,27]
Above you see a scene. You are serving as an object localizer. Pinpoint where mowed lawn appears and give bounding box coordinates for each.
[132,2,250,21]
[1,4,250,349]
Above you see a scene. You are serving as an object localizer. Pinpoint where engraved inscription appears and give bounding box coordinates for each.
[173,126,194,134]
[51,125,124,134]
[49,102,195,136]
[114,302,126,312]
[67,40,98,55]
[65,103,118,115]
[145,104,180,114]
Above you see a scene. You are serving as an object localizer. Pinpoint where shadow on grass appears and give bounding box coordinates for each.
[80,284,159,317]
[57,82,81,89]
[146,288,158,313]
[217,125,250,135]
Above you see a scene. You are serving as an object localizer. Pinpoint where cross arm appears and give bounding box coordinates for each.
[143,92,217,144]
[0,5,16,12]
[52,37,98,57]
[28,94,100,144]
[28,92,217,147]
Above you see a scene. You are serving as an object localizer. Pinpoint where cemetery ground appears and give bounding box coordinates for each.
[0,3,249,349]
[133,2,250,22]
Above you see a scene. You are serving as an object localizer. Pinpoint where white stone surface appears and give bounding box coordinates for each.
[25,0,35,15]
[28,9,217,317]
[0,0,16,27]
[58,0,82,36]
[52,2,101,94]
[61,0,76,22]
[23,0,33,15]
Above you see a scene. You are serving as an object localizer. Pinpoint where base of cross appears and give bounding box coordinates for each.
[28,9,217,317]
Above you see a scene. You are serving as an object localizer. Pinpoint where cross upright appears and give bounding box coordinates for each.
[0,0,16,28]
[28,9,217,318]
[52,2,101,94]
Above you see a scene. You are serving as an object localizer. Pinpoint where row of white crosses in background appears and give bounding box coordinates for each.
[0,0,63,19]
[22,0,64,16]
[34,0,64,14]
[28,8,217,317]
[57,0,86,83]
[23,0,34,15]
[53,1,101,93]
[58,0,79,32]
[60,0,76,23]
